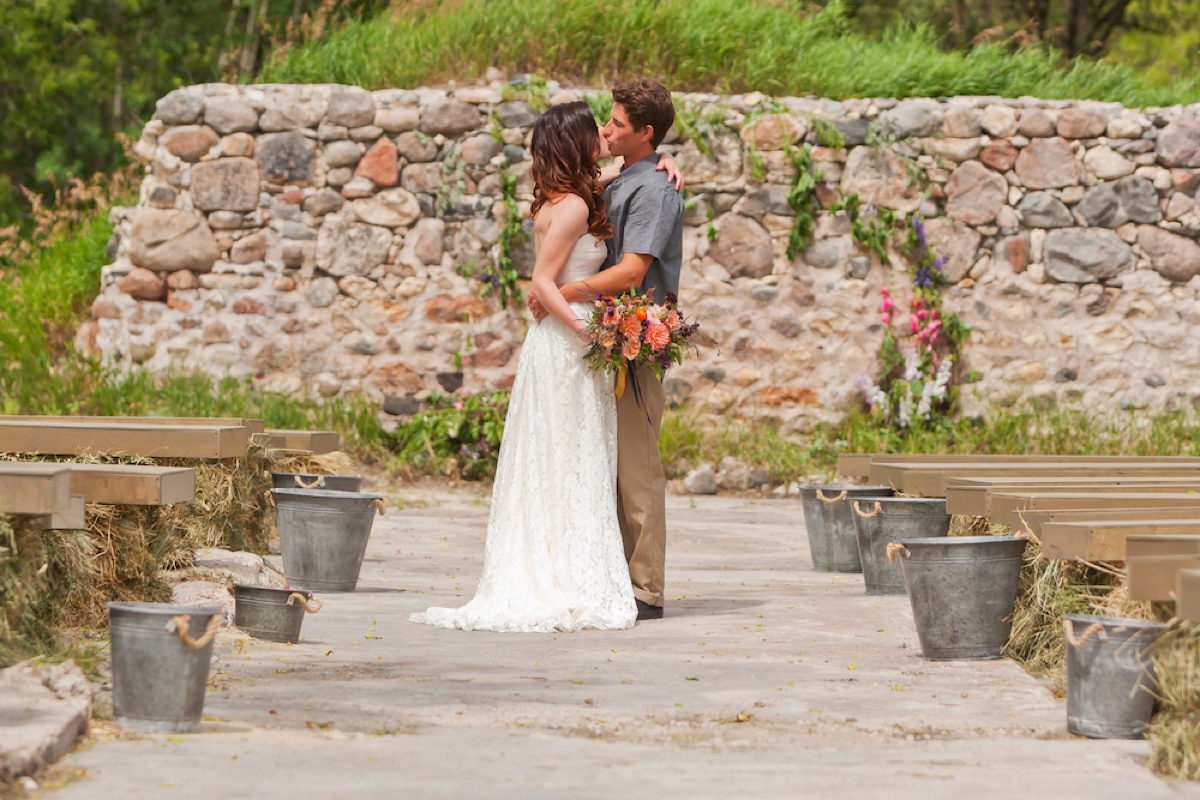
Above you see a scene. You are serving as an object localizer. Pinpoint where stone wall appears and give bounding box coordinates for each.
[80,79,1200,428]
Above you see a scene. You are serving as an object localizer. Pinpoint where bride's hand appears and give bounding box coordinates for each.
[656,152,684,191]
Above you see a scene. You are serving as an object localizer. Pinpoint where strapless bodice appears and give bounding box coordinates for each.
[556,234,607,286]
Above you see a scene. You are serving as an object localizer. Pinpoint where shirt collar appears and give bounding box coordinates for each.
[616,153,660,181]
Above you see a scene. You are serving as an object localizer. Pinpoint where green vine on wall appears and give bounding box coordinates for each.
[471,172,525,310]
[784,144,821,261]
[828,194,899,266]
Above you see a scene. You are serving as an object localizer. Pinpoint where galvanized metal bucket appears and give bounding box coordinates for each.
[272,488,384,592]
[233,585,323,643]
[852,498,951,596]
[799,485,893,572]
[271,472,363,493]
[1065,614,1167,739]
[892,536,1027,660]
[108,601,223,733]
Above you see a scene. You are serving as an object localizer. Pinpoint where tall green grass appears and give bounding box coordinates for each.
[660,403,1200,483]
[263,0,1200,106]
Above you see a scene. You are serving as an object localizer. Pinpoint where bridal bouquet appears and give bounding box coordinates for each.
[582,289,700,399]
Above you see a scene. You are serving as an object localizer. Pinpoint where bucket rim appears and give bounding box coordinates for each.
[799,485,894,493]
[895,535,1027,547]
[1063,613,1169,631]
[233,584,311,596]
[107,601,223,615]
[270,471,363,480]
[869,497,947,505]
[270,487,382,500]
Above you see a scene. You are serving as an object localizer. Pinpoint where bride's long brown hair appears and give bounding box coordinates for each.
[530,102,612,240]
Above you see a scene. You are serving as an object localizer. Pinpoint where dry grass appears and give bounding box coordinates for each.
[1004,545,1154,696]
[1149,623,1200,781]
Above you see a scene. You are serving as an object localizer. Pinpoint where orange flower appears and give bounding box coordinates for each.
[598,331,616,352]
[635,307,648,321]
[664,310,681,332]
[619,314,642,340]
[644,319,670,352]
[603,307,620,326]
[622,337,641,361]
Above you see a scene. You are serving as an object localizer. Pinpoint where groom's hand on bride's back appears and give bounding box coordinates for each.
[528,293,548,321]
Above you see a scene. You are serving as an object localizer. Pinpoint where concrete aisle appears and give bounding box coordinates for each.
[50,490,1200,799]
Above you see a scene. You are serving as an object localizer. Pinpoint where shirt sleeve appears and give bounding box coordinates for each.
[617,185,683,261]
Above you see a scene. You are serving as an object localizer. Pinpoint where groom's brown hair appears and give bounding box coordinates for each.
[612,79,674,148]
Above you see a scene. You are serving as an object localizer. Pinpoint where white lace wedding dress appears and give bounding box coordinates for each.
[410,233,638,632]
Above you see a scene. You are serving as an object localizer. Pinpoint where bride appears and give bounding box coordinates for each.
[411,102,651,632]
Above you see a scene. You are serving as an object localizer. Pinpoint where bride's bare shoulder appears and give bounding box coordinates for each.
[538,193,590,230]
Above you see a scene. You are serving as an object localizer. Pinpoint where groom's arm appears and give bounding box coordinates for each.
[559,253,653,302]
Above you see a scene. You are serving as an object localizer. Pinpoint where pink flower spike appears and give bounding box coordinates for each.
[453,401,464,410]
[880,287,889,296]
[910,314,920,333]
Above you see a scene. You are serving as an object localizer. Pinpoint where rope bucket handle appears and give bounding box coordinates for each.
[1013,527,1042,546]
[294,475,326,490]
[166,614,222,650]
[1064,618,1109,649]
[371,498,387,516]
[264,490,276,509]
[286,592,323,614]
[817,489,848,504]
[886,542,910,562]
[853,500,882,519]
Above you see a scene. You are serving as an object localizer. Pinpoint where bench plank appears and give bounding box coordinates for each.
[1041,519,1200,561]
[1177,570,1200,623]
[990,492,1200,525]
[2,415,265,434]
[0,421,249,459]
[264,430,339,454]
[872,462,1200,496]
[949,481,1200,516]
[66,464,196,505]
[840,453,1200,478]
[1129,555,1200,601]
[0,463,73,515]
[1011,507,1200,537]
[28,494,86,530]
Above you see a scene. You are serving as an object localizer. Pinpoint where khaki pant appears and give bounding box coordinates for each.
[616,362,667,607]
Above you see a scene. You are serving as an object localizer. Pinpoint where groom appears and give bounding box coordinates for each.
[542,80,684,620]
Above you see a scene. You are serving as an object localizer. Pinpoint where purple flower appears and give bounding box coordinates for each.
[522,218,534,233]
[931,255,946,273]
[911,214,926,251]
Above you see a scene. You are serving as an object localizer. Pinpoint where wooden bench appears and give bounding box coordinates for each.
[1011,506,1200,537]
[870,462,1200,496]
[990,491,1200,526]
[838,453,1200,479]
[66,463,196,505]
[2,415,265,434]
[262,430,339,454]
[1127,535,1200,602]
[947,476,1200,516]
[0,420,250,459]
[1177,570,1200,622]
[1041,519,1200,561]
[0,463,84,529]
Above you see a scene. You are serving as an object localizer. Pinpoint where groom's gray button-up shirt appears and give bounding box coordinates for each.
[602,154,684,305]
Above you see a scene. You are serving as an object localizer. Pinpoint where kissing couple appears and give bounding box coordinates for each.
[412,79,685,632]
